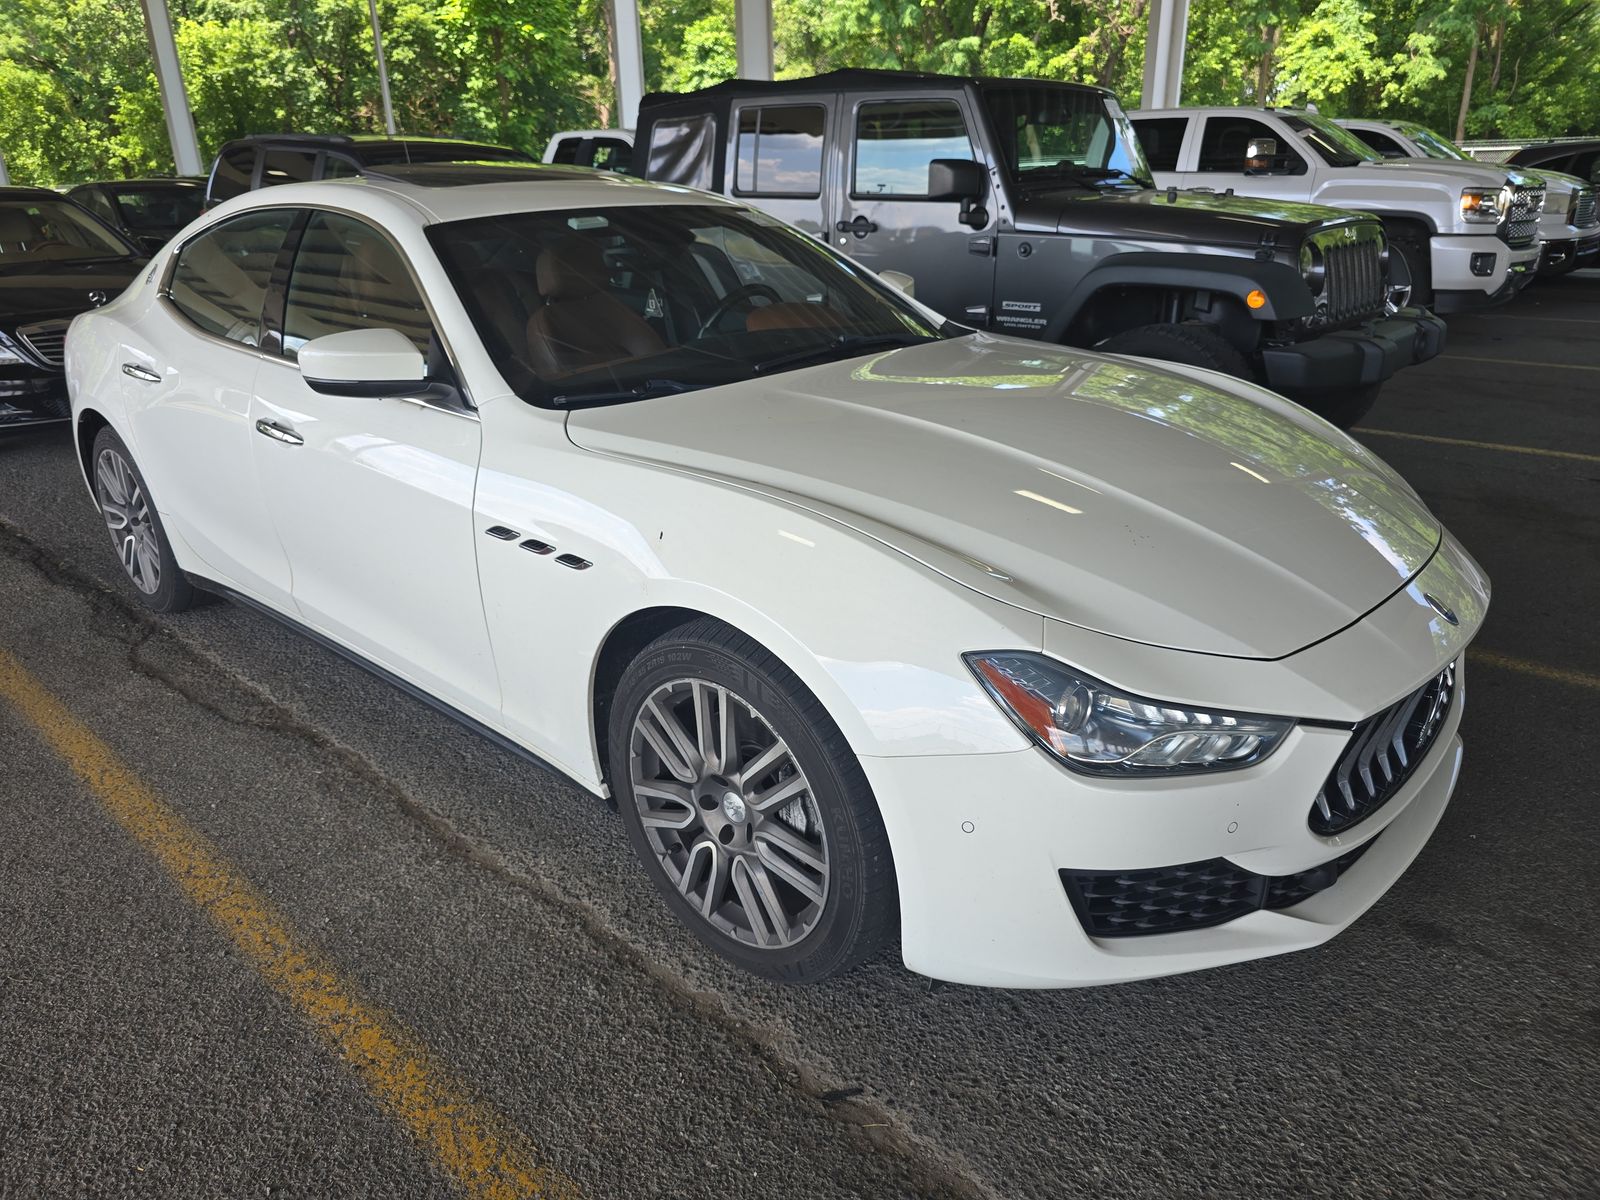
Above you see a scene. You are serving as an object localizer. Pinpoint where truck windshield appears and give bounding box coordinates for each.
[428,204,944,409]
[1281,114,1380,167]
[980,85,1154,190]
[1400,124,1472,162]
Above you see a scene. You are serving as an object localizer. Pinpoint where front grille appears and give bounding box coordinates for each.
[1310,227,1385,325]
[1506,185,1544,247]
[1574,188,1597,230]
[1310,662,1456,836]
[1061,838,1378,938]
[16,319,69,367]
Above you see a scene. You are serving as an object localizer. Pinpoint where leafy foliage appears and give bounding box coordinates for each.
[0,0,1595,185]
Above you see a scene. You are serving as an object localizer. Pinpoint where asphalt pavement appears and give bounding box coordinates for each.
[2,271,1597,1199]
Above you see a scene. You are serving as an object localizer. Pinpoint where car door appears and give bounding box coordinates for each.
[248,207,499,715]
[1181,114,1315,202]
[728,98,832,241]
[834,91,997,325]
[123,207,299,607]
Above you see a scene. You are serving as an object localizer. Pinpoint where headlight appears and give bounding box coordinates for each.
[1298,242,1325,295]
[1460,186,1504,222]
[965,651,1294,776]
[0,332,25,366]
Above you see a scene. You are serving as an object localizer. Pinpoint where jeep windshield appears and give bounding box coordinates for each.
[1281,114,1380,168]
[980,85,1154,191]
[428,204,944,409]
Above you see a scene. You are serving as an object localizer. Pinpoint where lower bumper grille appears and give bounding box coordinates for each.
[1311,662,1456,836]
[1061,838,1378,938]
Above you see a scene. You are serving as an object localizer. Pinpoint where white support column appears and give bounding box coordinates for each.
[610,0,645,130]
[367,0,397,135]
[140,0,204,176]
[735,0,774,81]
[1139,0,1190,111]
[0,150,9,186]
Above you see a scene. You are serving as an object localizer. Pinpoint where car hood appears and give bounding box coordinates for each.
[1011,186,1367,248]
[1360,157,1537,188]
[565,336,1442,659]
[0,259,145,325]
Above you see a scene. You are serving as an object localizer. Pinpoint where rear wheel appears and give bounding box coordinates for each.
[91,427,199,614]
[1096,322,1253,379]
[1280,383,1381,431]
[609,618,896,982]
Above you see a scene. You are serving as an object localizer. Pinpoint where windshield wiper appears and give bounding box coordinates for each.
[752,334,937,376]
[549,378,699,407]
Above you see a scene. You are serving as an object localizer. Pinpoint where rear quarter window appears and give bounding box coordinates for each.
[646,115,717,189]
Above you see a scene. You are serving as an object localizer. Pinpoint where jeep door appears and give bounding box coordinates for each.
[833,91,997,325]
[727,99,831,240]
[1180,114,1318,203]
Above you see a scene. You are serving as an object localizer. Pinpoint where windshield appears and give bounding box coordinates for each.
[1400,123,1472,162]
[427,203,944,408]
[111,185,205,232]
[980,85,1153,190]
[358,142,533,166]
[0,199,138,268]
[1281,113,1379,167]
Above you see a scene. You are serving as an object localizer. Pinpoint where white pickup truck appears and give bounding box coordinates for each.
[1339,117,1600,277]
[1132,106,1545,312]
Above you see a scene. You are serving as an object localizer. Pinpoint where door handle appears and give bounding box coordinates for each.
[835,216,879,238]
[254,418,304,446]
[121,362,161,383]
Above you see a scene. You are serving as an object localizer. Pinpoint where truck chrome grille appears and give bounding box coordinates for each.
[16,319,70,367]
[1575,188,1597,230]
[1506,185,1544,247]
[1310,662,1456,836]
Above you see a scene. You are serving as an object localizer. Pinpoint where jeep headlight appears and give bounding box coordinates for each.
[1460,186,1506,222]
[965,652,1293,776]
[1298,242,1325,295]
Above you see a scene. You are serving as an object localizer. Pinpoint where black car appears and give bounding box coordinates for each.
[638,70,1445,428]
[1505,139,1600,185]
[204,133,536,207]
[66,177,205,254]
[0,187,146,433]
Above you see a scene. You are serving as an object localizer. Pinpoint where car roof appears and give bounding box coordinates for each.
[643,67,1113,107]
[76,177,206,189]
[0,186,72,202]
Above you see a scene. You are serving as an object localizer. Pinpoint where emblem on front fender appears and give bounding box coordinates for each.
[1424,593,1459,626]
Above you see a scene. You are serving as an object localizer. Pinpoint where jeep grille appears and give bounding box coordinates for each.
[1309,227,1385,325]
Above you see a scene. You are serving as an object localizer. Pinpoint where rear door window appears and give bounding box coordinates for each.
[259,149,317,189]
[1350,128,1406,158]
[735,105,826,196]
[646,115,716,189]
[166,210,297,345]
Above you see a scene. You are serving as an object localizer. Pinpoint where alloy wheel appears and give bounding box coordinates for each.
[95,447,161,595]
[628,678,829,950]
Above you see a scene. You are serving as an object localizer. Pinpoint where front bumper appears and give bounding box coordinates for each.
[1431,235,1540,312]
[1257,307,1446,393]
[0,367,70,431]
[1539,230,1600,274]
[865,535,1487,988]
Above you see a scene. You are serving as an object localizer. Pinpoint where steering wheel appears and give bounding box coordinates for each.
[698,282,782,337]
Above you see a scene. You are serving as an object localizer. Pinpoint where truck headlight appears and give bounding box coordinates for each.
[1298,243,1325,295]
[1460,186,1505,222]
[965,651,1294,776]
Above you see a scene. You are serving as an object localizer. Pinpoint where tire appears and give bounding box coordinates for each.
[1096,322,1253,379]
[1385,230,1432,309]
[90,427,199,614]
[609,617,896,982]
[1280,383,1381,431]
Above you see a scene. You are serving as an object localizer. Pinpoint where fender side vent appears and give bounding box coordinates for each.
[485,525,519,540]
[555,553,592,571]
[519,538,554,555]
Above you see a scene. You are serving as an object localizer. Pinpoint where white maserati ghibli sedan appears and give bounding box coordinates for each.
[66,164,1487,988]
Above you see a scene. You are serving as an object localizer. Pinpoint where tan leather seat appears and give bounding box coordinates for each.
[526,238,664,378]
[744,302,846,333]
[0,208,40,252]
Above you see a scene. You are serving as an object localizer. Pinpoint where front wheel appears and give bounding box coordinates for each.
[609,618,896,982]
[1281,383,1381,431]
[1095,323,1253,379]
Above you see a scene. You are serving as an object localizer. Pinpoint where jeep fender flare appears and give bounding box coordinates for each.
[1042,252,1315,343]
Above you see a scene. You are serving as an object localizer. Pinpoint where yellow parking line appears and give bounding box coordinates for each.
[1445,353,1600,373]
[1474,649,1600,692]
[0,647,579,1200]
[1354,427,1600,465]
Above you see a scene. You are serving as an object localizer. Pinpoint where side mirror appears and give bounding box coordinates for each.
[927,158,985,203]
[879,270,915,298]
[298,327,427,397]
[1245,137,1297,176]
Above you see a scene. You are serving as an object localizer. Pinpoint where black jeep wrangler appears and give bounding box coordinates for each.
[637,70,1445,427]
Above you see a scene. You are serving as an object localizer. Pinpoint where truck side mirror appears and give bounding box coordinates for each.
[927,159,985,203]
[1245,138,1296,176]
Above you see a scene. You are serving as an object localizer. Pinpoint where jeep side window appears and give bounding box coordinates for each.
[1134,117,1188,172]
[646,115,716,190]
[853,101,974,198]
[1196,117,1305,174]
[735,105,826,197]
